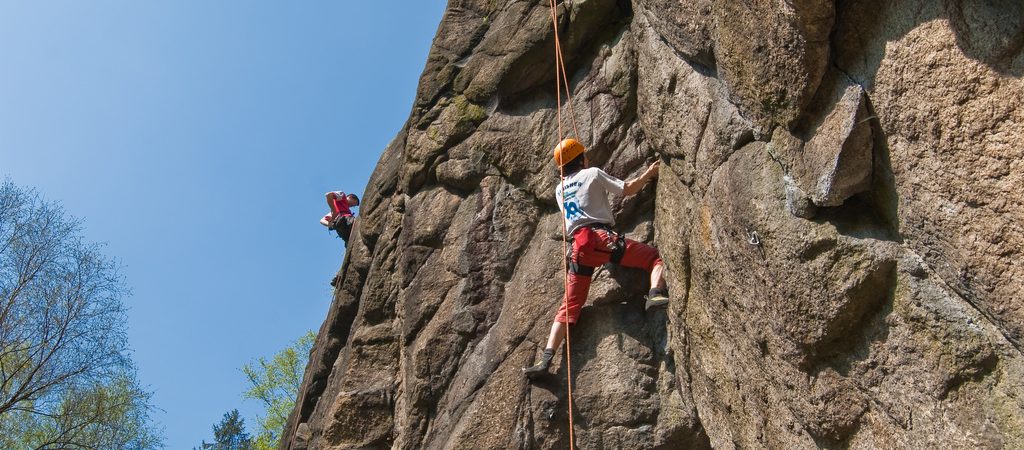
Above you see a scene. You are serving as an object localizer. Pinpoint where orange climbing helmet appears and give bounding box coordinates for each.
[552,138,585,167]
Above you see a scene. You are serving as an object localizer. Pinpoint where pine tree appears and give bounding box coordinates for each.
[198,409,252,450]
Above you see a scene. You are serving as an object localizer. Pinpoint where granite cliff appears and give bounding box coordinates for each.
[283,0,1024,448]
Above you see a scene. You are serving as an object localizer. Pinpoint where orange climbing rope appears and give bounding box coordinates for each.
[549,0,582,141]
[547,0,580,447]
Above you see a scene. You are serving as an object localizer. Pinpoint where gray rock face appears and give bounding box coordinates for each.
[283,1,1024,448]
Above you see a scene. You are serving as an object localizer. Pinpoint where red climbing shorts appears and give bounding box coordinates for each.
[555,226,663,324]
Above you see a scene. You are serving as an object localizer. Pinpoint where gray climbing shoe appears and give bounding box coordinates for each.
[645,289,669,310]
[523,348,554,379]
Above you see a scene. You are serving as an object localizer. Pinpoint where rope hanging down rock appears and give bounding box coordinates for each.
[547,0,582,447]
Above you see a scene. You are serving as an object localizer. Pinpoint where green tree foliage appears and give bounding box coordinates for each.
[197,409,252,450]
[242,331,315,450]
[0,180,162,449]
[0,375,161,449]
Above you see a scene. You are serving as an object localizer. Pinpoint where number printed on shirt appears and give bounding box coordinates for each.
[564,201,582,220]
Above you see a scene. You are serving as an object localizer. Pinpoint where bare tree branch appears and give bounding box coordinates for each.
[0,180,160,448]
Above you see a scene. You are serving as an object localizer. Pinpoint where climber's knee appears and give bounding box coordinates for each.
[555,271,592,324]
[620,239,662,273]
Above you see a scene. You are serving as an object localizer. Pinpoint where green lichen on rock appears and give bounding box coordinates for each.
[450,95,487,124]
[423,95,486,145]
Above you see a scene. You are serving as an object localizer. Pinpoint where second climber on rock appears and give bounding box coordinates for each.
[524,138,669,379]
[320,191,360,244]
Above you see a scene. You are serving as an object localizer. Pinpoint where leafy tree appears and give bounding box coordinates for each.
[242,331,315,450]
[0,180,162,449]
[197,409,252,450]
[0,374,161,449]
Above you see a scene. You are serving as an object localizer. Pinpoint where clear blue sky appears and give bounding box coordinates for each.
[0,1,446,448]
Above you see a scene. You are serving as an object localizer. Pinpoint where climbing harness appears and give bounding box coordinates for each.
[564,225,624,276]
[330,215,355,243]
[572,224,626,263]
[566,252,596,276]
[602,227,627,265]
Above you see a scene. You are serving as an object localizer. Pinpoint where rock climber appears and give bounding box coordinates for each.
[524,138,669,379]
[320,191,360,244]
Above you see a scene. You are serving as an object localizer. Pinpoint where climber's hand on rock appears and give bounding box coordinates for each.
[625,161,661,196]
[646,160,660,180]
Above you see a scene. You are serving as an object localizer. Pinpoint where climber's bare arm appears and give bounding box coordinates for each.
[623,161,660,196]
[325,192,340,216]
